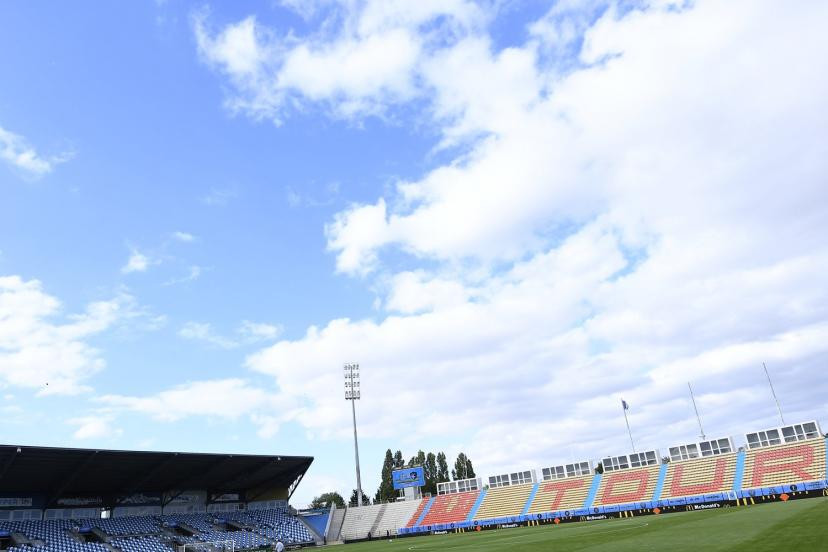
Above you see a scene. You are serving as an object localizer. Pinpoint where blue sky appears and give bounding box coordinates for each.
[1,0,827,507]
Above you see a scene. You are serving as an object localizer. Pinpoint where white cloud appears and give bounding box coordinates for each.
[196,0,827,274]
[188,0,828,484]
[163,265,205,286]
[192,0,488,122]
[171,231,196,242]
[325,199,389,274]
[200,187,238,206]
[0,276,137,395]
[69,415,123,440]
[178,321,239,349]
[121,249,151,274]
[178,320,283,349]
[384,271,471,314]
[239,320,283,341]
[0,125,73,176]
[98,379,292,438]
[99,379,269,421]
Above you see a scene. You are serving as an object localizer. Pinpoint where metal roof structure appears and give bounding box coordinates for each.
[0,444,313,508]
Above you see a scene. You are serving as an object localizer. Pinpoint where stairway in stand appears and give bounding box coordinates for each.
[369,503,388,537]
[328,507,346,542]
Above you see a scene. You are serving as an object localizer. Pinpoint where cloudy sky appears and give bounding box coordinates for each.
[1,0,827,507]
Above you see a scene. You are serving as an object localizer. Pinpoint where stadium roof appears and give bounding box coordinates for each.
[0,444,313,508]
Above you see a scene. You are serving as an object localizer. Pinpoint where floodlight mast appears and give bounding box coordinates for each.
[344,363,364,507]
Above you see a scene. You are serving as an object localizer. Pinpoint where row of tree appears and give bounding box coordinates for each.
[308,449,476,508]
[375,449,475,503]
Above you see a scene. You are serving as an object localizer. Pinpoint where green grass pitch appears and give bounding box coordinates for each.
[339,498,828,551]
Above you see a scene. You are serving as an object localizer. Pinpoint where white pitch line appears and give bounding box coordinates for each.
[406,521,650,550]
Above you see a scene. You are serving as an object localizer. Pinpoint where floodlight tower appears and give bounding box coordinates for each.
[344,363,363,506]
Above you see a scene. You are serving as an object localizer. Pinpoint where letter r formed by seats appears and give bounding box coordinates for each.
[751,445,815,487]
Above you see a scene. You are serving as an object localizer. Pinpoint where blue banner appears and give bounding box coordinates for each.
[392,467,425,490]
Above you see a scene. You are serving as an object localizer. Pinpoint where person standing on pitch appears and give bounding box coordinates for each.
[275,538,285,552]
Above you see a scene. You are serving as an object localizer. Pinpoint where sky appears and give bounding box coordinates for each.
[1,0,827,508]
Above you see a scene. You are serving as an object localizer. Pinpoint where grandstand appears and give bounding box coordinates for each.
[7,420,824,549]
[398,420,827,538]
[339,504,383,541]
[0,445,316,551]
[370,500,422,537]
[337,500,423,541]
[661,437,738,500]
[472,483,533,520]
[526,475,593,514]
[418,491,479,526]
[592,451,661,507]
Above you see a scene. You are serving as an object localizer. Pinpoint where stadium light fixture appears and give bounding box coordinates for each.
[344,363,363,506]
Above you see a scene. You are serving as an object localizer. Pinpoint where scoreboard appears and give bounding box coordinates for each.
[392,467,425,490]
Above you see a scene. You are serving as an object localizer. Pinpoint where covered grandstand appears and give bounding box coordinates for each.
[0,444,318,551]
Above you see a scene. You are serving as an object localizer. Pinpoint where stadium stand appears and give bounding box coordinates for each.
[0,508,314,551]
[111,535,174,552]
[0,445,315,551]
[339,504,383,540]
[327,507,346,542]
[1,519,111,552]
[405,499,430,528]
[94,515,162,535]
[371,500,423,536]
[222,508,314,545]
[418,491,479,526]
[594,465,661,506]
[473,483,533,519]
[661,453,738,499]
[298,509,329,541]
[742,440,827,489]
[526,474,594,514]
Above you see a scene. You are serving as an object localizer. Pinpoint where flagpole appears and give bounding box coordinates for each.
[763,363,785,425]
[688,382,706,441]
[622,400,636,453]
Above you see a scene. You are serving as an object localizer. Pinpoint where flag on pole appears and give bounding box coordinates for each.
[622,399,629,410]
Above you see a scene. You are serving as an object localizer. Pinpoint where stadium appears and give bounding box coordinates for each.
[1,418,826,550]
[3,0,828,551]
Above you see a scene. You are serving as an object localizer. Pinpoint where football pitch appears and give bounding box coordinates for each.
[340,498,828,551]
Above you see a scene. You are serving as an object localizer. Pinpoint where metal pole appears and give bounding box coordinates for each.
[623,405,636,453]
[763,363,785,425]
[351,396,363,506]
[688,382,706,441]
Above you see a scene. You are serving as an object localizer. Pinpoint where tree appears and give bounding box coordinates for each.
[409,450,425,468]
[309,492,345,509]
[350,489,370,507]
[436,452,450,483]
[393,450,405,469]
[451,452,476,480]
[595,463,604,474]
[375,449,395,503]
[423,452,438,496]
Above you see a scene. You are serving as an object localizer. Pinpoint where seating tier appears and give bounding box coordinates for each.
[593,465,661,506]
[419,491,479,526]
[527,475,594,514]
[742,440,826,489]
[473,484,533,520]
[662,453,737,499]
